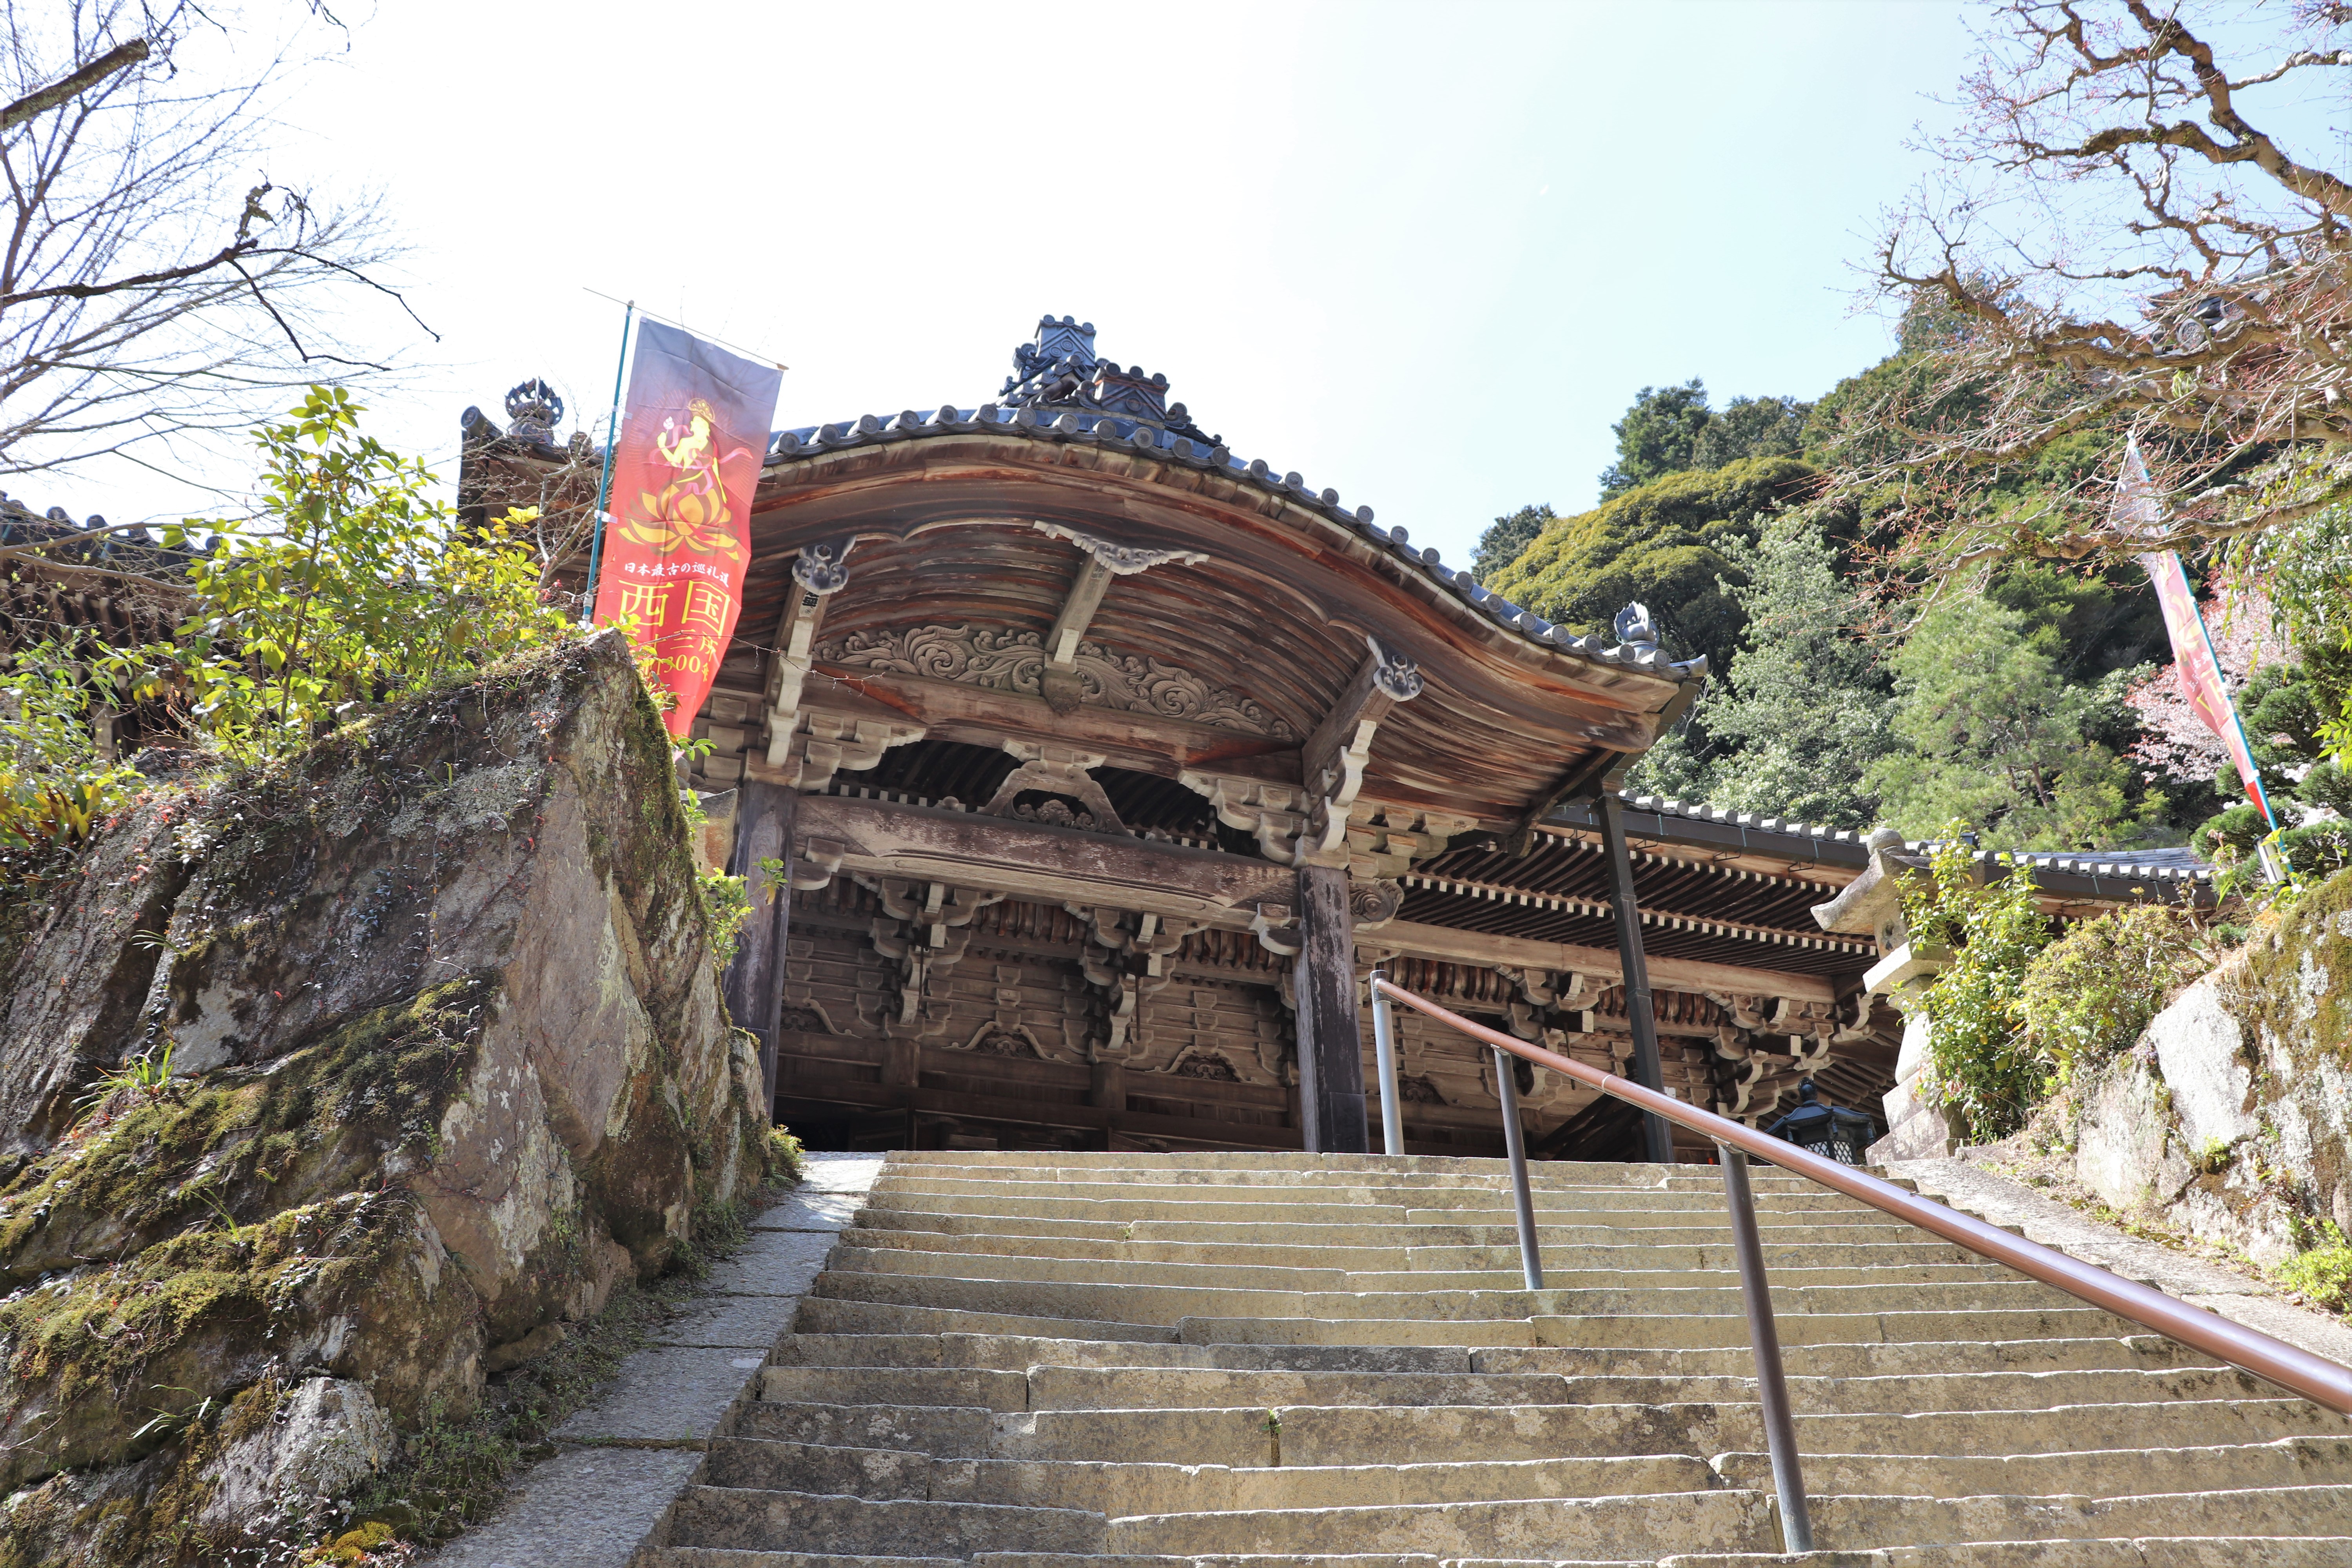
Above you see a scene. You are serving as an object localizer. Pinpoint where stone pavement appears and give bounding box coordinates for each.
[426,1152,884,1568]
[1887,1155,2352,1367]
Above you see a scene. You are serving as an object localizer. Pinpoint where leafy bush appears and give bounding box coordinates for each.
[0,634,144,858]
[118,387,581,763]
[1904,834,2058,1143]
[2019,903,2209,1080]
[2279,1222,2352,1319]
[697,869,751,973]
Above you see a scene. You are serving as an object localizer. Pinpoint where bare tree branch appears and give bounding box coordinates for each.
[0,2,432,488]
[1820,1,2352,568]
[0,34,145,132]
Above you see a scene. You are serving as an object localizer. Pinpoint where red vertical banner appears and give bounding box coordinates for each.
[591,319,783,737]
[2114,438,2278,825]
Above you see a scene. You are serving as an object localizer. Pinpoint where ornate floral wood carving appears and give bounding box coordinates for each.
[815,624,1296,739]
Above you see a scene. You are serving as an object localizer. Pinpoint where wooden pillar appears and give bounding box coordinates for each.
[722,780,796,1114]
[1292,864,1368,1153]
[1089,1060,1125,1152]
[1596,789,1675,1165]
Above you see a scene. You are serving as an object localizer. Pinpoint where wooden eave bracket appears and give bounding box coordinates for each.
[1290,633,1424,867]
[766,535,857,763]
[1031,521,1209,713]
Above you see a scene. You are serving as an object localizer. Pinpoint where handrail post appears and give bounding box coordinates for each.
[1493,1045,1544,1290]
[1370,970,1405,1157]
[1716,1141,1811,1553]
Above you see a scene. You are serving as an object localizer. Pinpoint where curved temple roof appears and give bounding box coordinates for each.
[759,399,1708,683]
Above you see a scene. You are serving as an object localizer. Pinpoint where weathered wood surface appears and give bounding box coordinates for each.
[784,667,1301,784]
[722,780,796,1100]
[792,793,1295,920]
[1292,863,1368,1153]
[719,439,1695,828]
[1365,920,1840,1004]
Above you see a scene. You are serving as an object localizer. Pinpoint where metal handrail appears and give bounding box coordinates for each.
[1367,973,2352,1552]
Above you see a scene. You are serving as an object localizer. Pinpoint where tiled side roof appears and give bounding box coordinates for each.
[1617,791,2212,887]
[762,404,1709,681]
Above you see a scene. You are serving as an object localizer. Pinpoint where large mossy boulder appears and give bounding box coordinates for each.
[2041,868,2352,1267]
[0,631,766,1555]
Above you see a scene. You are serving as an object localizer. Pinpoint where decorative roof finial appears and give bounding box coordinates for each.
[504,378,564,445]
[1613,601,1658,648]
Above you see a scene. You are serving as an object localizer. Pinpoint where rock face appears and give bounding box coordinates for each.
[0,632,768,1559]
[2039,869,2352,1269]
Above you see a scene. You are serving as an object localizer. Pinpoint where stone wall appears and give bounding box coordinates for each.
[2024,870,2352,1271]
[0,631,770,1561]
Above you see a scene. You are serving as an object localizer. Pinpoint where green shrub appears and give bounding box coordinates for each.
[1905,833,2058,1143]
[2020,902,2208,1080]
[2279,1222,2352,1318]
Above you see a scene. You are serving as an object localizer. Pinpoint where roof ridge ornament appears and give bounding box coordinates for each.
[1613,601,1658,648]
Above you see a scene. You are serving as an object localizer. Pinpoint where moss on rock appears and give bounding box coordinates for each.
[0,632,769,1559]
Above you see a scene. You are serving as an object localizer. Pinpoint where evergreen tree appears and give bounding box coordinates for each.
[1679,512,1895,829]
[1693,395,1812,471]
[1472,503,1555,584]
[1598,381,1711,499]
[1864,595,2156,849]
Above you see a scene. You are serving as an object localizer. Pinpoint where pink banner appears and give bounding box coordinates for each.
[2116,439,2277,825]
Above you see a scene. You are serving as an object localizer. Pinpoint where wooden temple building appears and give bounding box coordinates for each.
[458,317,2215,1162]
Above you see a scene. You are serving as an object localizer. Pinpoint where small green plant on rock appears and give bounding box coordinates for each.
[698,868,751,973]
[2279,1222,2352,1319]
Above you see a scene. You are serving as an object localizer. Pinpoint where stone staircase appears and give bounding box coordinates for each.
[643,1151,2352,1567]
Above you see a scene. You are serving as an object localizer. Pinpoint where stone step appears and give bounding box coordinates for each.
[702,1435,2352,1512]
[665,1487,1776,1561]
[1095,1486,2352,1557]
[665,1490,1104,1558]
[856,1193,1892,1226]
[872,1151,1820,1190]
[753,1362,2279,1418]
[1180,1307,2142,1349]
[1717,1434,2352,1499]
[791,1295,1178,1345]
[772,1334,1481,1375]
[769,1331,2218,1382]
[642,1542,2352,1568]
[868,1174,1865,1209]
[821,1244,2038,1298]
[849,1209,1938,1249]
[702,1438,1715,1510]
[793,1295,2143,1350]
[836,1227,2013,1287]
[1659,1543,2352,1568]
[1802,1486,2352,1546]
[806,1265,2094,1327]
[979,1399,2343,1466]
[1095,1493,1772,1557]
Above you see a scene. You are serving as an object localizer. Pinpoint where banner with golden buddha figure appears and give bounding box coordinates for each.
[590,319,782,737]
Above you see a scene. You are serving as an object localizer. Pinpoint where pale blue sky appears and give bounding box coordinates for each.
[31,3,2007,560]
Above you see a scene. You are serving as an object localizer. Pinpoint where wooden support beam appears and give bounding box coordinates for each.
[791,793,1296,922]
[766,536,856,765]
[1361,920,1840,1004]
[1294,635,1423,864]
[1031,522,1214,713]
[1046,557,1116,670]
[1292,862,1368,1153]
[721,780,797,1107]
[784,667,1301,787]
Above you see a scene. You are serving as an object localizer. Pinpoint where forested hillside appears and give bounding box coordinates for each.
[1475,357,2348,863]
